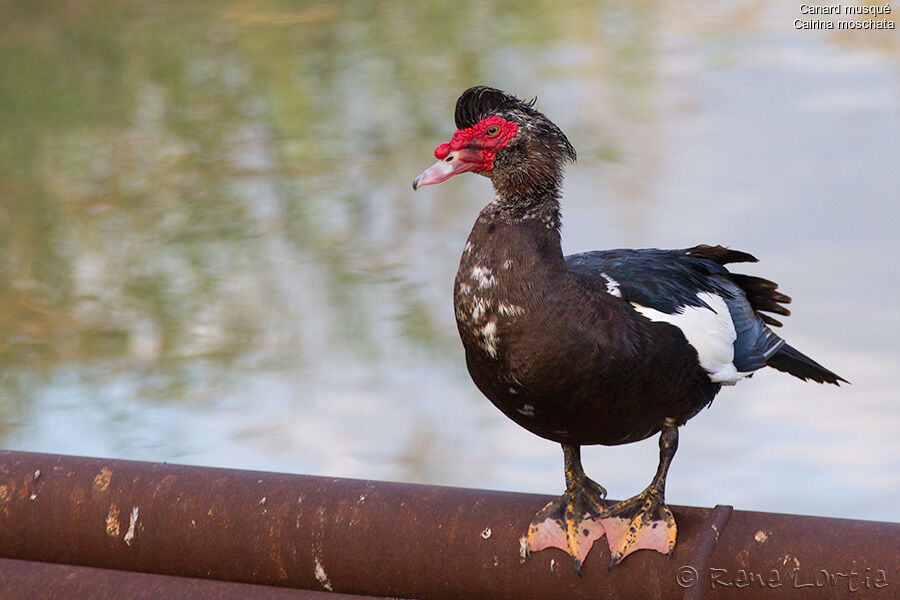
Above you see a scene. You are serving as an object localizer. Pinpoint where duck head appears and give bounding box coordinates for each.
[413,86,576,203]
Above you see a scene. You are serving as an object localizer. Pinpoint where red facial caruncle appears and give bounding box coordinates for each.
[413,116,518,190]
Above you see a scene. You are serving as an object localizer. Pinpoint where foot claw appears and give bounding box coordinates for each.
[608,554,621,572]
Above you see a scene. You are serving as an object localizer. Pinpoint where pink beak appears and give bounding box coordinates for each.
[412,150,479,190]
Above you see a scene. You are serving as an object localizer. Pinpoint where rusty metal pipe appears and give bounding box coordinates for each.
[0,557,382,599]
[0,450,896,599]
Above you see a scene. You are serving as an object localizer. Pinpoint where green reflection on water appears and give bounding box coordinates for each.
[0,0,661,434]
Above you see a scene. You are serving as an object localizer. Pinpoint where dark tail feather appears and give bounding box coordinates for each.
[686,246,794,327]
[729,273,792,327]
[766,343,847,385]
[686,244,758,265]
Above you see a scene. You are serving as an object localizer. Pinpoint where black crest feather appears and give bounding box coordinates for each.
[454,86,533,129]
[454,85,576,163]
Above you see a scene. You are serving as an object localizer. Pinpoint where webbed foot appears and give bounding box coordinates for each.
[596,485,677,569]
[525,445,607,574]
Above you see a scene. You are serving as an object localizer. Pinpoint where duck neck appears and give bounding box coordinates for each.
[481,181,566,272]
[490,165,564,216]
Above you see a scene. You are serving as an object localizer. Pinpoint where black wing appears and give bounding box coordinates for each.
[565,245,784,373]
[566,244,845,384]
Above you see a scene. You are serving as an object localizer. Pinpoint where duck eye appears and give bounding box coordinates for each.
[485,124,501,138]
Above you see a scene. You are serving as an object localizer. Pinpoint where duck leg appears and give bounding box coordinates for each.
[526,444,608,574]
[596,418,679,569]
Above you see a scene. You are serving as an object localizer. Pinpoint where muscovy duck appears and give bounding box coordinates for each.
[413,86,845,573]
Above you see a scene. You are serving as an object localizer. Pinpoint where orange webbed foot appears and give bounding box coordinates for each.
[525,477,607,574]
[595,486,677,569]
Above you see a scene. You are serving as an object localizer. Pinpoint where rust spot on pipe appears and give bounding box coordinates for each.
[17,474,33,500]
[0,484,9,518]
[94,468,112,492]
[105,503,120,538]
[70,485,86,507]
[154,474,177,498]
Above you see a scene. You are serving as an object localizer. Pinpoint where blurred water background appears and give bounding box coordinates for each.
[1,1,898,522]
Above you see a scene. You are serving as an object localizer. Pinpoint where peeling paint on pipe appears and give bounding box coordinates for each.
[0,450,896,600]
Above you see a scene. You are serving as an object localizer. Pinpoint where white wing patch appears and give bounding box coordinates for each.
[630,292,748,385]
[600,273,622,297]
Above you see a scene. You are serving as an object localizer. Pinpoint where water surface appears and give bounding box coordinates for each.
[1,1,898,521]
